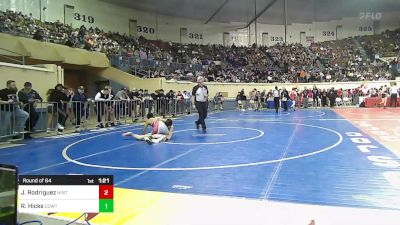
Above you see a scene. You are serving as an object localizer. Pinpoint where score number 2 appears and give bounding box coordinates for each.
[99,185,114,198]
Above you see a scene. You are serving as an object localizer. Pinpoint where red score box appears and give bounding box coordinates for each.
[99,185,114,199]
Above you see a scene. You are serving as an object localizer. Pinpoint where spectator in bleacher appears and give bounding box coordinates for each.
[49,84,68,134]
[72,86,87,132]
[1,9,398,85]
[18,82,42,133]
[32,29,43,41]
[0,80,29,139]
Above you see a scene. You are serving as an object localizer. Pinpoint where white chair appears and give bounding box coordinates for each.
[342,97,351,106]
[308,98,314,108]
[335,97,343,107]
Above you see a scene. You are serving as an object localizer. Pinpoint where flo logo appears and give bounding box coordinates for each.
[359,12,382,20]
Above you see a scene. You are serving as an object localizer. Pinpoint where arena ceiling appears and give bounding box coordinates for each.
[100,0,400,25]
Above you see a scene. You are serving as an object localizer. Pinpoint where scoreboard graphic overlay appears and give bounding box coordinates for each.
[18,175,114,213]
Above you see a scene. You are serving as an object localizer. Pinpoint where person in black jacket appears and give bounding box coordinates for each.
[321,89,328,107]
[18,82,42,133]
[72,86,87,132]
[192,76,208,132]
[236,91,244,111]
[49,84,68,133]
[156,89,166,117]
[166,90,176,116]
[302,87,309,108]
[312,86,319,108]
[281,87,290,111]
[327,87,336,108]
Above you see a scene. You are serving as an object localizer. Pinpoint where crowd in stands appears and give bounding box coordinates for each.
[136,36,399,83]
[360,29,400,59]
[1,9,399,84]
[0,10,135,54]
[2,10,400,83]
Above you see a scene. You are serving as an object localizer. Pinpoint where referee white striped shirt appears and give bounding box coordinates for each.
[194,86,208,102]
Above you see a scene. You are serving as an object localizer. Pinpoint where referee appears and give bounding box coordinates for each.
[273,86,280,113]
[192,76,208,132]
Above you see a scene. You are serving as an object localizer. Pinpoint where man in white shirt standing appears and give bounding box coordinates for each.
[192,76,208,132]
[390,84,398,107]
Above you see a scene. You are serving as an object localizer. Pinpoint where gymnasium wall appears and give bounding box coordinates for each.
[1,0,398,46]
[95,67,162,92]
[62,67,162,98]
[0,63,61,100]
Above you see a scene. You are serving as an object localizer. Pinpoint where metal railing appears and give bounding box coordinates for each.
[0,99,195,141]
[0,102,29,140]
[0,47,26,65]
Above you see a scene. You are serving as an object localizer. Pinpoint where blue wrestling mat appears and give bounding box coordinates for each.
[1,109,399,210]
